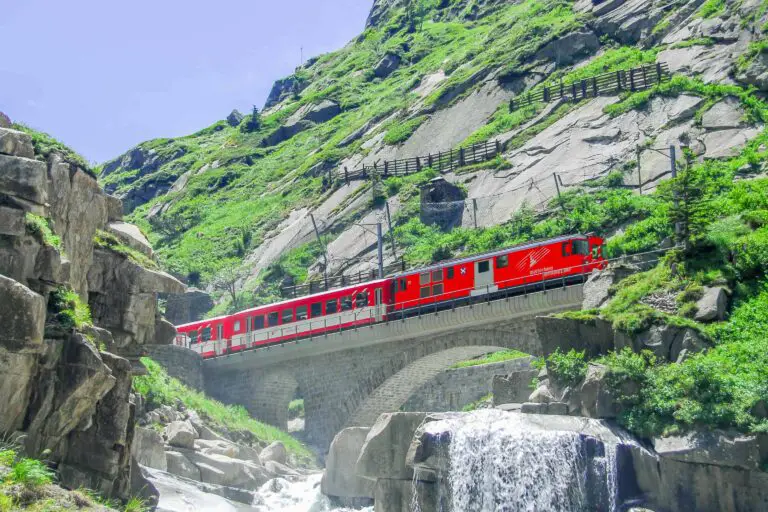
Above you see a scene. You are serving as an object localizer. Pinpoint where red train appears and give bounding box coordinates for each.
[175,234,605,358]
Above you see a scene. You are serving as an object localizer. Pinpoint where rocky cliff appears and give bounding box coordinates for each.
[0,117,184,500]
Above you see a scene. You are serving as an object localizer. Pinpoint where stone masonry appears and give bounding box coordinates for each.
[204,286,579,449]
[146,344,204,392]
[401,356,533,413]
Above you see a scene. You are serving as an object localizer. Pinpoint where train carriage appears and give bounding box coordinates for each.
[176,234,605,359]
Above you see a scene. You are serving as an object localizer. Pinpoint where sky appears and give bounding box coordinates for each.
[0,0,373,163]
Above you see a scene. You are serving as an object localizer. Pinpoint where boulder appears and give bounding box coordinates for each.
[693,286,728,322]
[186,451,271,490]
[701,98,745,130]
[653,431,767,471]
[492,369,538,406]
[154,318,177,345]
[107,221,154,258]
[133,427,168,471]
[264,76,308,109]
[0,153,48,206]
[578,363,623,419]
[165,420,198,449]
[165,450,201,481]
[304,100,341,124]
[195,438,240,459]
[0,274,45,348]
[356,412,426,480]
[259,441,287,465]
[374,53,402,78]
[263,460,299,476]
[737,51,768,91]
[226,109,244,127]
[0,112,10,128]
[528,383,557,403]
[0,127,35,159]
[322,427,375,499]
[534,30,600,67]
[373,478,436,512]
[106,195,123,221]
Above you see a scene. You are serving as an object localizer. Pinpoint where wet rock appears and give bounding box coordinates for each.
[653,431,767,471]
[259,441,287,465]
[322,427,375,500]
[357,412,426,480]
[166,420,198,449]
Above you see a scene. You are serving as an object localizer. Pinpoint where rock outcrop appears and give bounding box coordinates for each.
[0,117,183,501]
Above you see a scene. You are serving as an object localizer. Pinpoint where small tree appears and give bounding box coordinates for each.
[249,105,261,131]
[211,263,249,310]
[663,161,710,251]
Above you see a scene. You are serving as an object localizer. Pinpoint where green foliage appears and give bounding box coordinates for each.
[49,287,92,330]
[124,497,148,512]
[93,230,159,270]
[555,309,600,323]
[546,348,588,387]
[0,494,14,512]
[288,399,305,420]
[383,116,426,145]
[737,40,768,71]
[25,214,62,250]
[0,451,15,467]
[462,393,492,412]
[6,459,54,487]
[451,349,529,369]
[11,123,94,177]
[672,37,715,48]
[698,0,726,18]
[133,358,315,464]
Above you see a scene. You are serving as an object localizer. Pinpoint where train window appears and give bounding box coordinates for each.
[326,299,338,314]
[592,246,600,259]
[267,311,279,327]
[420,286,430,298]
[562,242,572,257]
[201,327,212,342]
[375,288,383,305]
[356,292,369,308]
[311,303,322,317]
[496,255,509,269]
[190,330,198,342]
[420,272,430,285]
[234,321,241,332]
[296,305,308,321]
[433,283,444,296]
[446,267,455,279]
[253,316,265,330]
[217,324,223,340]
[573,240,590,256]
[478,260,490,273]
[431,269,443,282]
[282,309,294,324]
[341,296,353,312]
[399,278,408,291]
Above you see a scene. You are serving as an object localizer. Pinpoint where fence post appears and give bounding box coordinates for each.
[449,149,454,171]
[484,141,489,160]
[344,167,349,184]
[427,153,433,168]
[592,76,598,97]
[642,66,648,89]
[630,68,636,92]
[509,98,515,112]
[616,70,623,91]
[459,147,465,167]
[384,161,389,177]
[571,82,577,101]
[416,157,422,171]
[405,160,409,174]
[581,80,587,98]
[559,79,564,99]
[656,62,663,83]
[495,140,502,155]
[543,87,550,102]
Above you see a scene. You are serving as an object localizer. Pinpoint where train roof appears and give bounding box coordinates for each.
[176,277,391,328]
[392,234,590,279]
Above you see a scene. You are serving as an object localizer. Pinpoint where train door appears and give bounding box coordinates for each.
[472,259,497,296]
[245,316,252,346]
[374,287,384,321]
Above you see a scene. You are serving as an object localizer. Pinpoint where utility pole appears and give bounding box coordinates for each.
[385,202,397,260]
[554,173,565,213]
[472,198,478,229]
[377,222,384,279]
[636,145,642,194]
[310,213,328,283]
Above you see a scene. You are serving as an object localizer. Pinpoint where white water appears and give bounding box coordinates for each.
[253,473,372,512]
[423,410,619,512]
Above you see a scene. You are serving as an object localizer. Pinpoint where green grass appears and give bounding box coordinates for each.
[93,230,159,270]
[5,459,54,488]
[462,393,492,412]
[288,399,305,419]
[698,0,726,18]
[383,116,426,145]
[11,123,94,177]
[49,287,92,331]
[25,214,62,250]
[671,37,715,49]
[133,358,315,465]
[451,349,529,368]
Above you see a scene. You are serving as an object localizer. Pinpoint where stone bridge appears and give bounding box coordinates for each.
[202,285,582,448]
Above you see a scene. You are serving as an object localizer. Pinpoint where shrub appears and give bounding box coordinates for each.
[0,450,15,467]
[49,287,92,330]
[25,213,62,250]
[0,494,15,512]
[7,459,54,487]
[288,399,305,420]
[93,230,159,270]
[124,497,148,512]
[546,349,588,387]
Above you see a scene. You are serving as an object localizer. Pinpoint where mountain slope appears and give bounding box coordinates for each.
[101,0,768,315]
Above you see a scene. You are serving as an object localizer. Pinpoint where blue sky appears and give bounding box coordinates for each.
[0,0,372,163]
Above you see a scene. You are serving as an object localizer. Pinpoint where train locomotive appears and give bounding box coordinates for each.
[175,234,606,359]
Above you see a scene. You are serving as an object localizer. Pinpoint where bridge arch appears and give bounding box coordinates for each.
[345,345,508,428]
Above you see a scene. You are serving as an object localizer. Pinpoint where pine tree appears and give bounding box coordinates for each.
[249,105,261,131]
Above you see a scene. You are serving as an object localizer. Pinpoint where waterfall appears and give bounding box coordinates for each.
[254,473,373,512]
[426,410,619,512]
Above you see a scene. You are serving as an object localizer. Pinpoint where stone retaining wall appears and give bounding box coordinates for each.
[401,357,533,412]
[147,345,204,391]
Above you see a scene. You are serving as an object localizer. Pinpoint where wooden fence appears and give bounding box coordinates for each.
[339,138,503,183]
[510,62,670,111]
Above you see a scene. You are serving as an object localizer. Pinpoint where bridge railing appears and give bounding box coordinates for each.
[198,247,673,359]
[281,257,407,298]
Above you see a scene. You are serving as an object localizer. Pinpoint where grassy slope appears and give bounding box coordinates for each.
[133,359,315,465]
